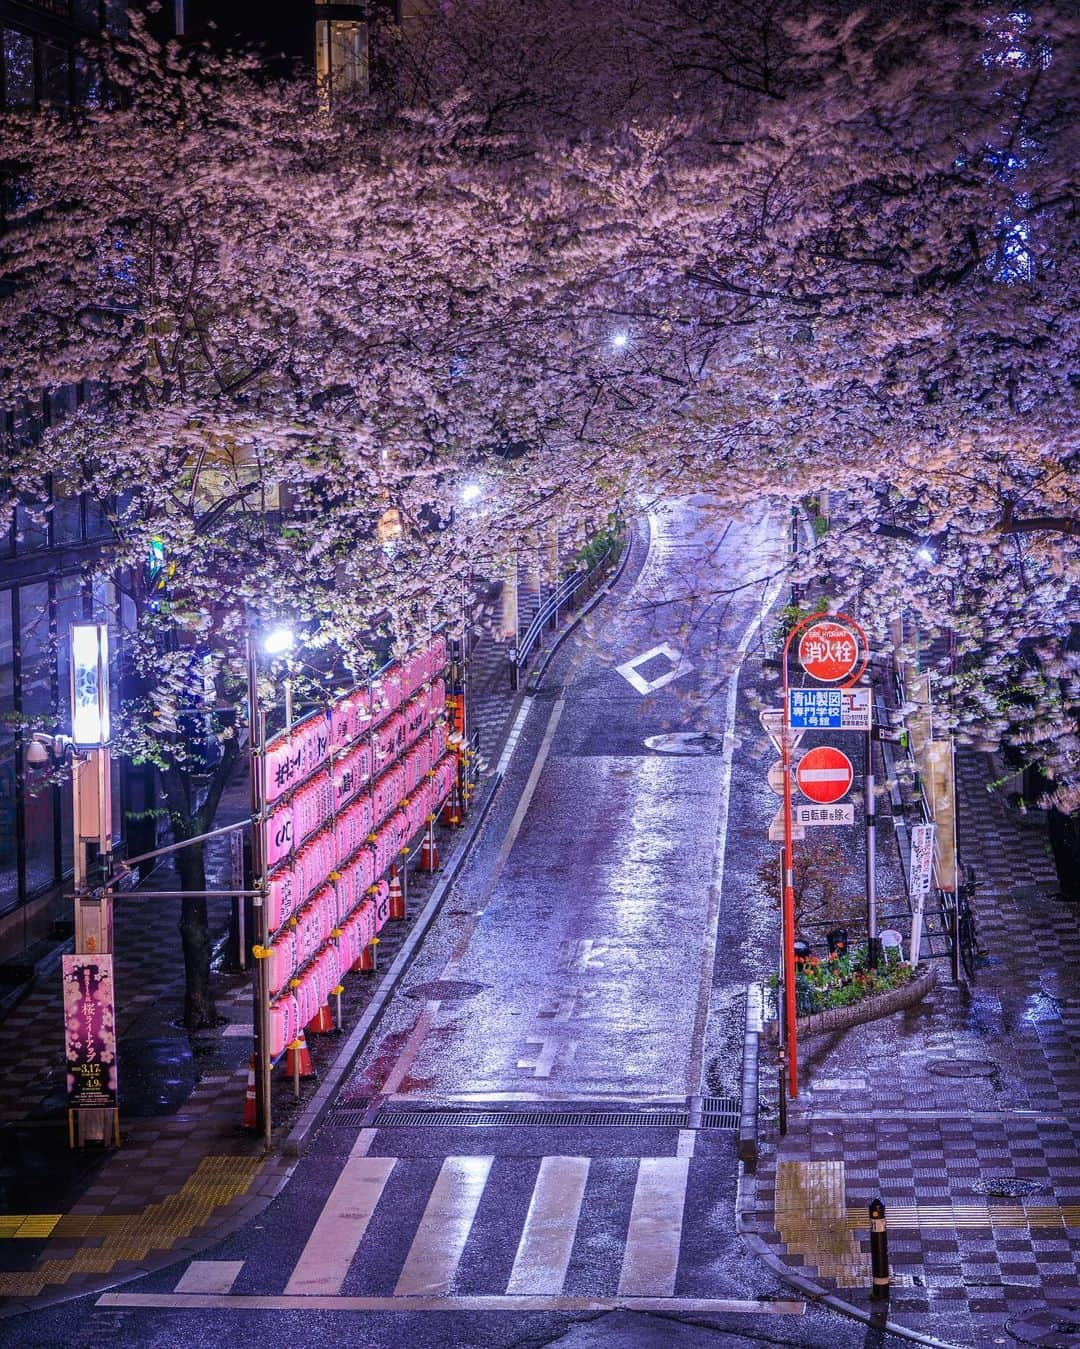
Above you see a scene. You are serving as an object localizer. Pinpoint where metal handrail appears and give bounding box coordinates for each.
[512,540,620,678]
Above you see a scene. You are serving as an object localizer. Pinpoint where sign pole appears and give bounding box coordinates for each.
[865,716,878,967]
[247,635,272,1148]
[780,648,799,1099]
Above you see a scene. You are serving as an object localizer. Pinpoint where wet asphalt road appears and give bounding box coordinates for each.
[3,500,913,1348]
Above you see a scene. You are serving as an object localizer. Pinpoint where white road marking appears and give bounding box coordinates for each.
[98,1293,806,1314]
[394,1156,493,1296]
[617,1156,690,1297]
[174,1261,244,1295]
[506,1156,590,1295]
[615,643,694,696]
[495,699,532,775]
[285,1132,393,1296]
[515,1036,578,1078]
[221,1024,252,1038]
[687,560,786,1097]
[676,1129,696,1158]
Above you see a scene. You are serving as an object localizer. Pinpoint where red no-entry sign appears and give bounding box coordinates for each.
[796,745,854,804]
[798,620,861,683]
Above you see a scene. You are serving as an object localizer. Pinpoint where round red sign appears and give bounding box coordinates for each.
[796,745,854,805]
[798,620,860,684]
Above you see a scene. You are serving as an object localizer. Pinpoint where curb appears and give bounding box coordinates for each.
[797,965,938,1039]
[738,984,762,1170]
[735,1166,962,1349]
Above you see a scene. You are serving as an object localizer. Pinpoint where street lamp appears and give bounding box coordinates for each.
[610,330,629,350]
[262,625,295,657]
[460,483,483,505]
[66,621,118,1147]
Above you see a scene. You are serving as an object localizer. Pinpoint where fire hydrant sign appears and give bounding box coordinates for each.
[62,955,118,1110]
[798,620,861,683]
[795,745,854,804]
[788,686,870,731]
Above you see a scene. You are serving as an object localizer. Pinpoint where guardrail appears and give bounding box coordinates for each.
[510,540,621,690]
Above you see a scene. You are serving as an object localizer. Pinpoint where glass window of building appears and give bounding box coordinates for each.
[40,42,70,108]
[2,28,34,109]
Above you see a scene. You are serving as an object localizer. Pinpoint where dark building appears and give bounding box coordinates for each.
[0,0,132,959]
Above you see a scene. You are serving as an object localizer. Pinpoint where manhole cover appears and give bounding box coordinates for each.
[927,1058,998,1078]
[1006,1306,1080,1347]
[403,980,490,1002]
[972,1177,1052,1199]
[643,731,724,756]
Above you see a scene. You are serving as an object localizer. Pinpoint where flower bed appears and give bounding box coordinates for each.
[795,944,913,1015]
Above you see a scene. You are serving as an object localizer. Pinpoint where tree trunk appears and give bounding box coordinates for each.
[176,841,218,1030]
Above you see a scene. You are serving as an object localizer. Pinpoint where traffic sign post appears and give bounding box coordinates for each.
[779,610,870,1102]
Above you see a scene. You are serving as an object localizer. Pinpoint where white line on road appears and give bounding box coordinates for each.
[687,562,786,1097]
[495,699,532,776]
[98,1292,805,1315]
[284,1130,393,1296]
[394,1155,493,1296]
[506,1156,590,1295]
[617,1156,690,1297]
[174,1261,245,1295]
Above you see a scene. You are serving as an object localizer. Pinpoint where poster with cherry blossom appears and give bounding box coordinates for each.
[61,955,118,1109]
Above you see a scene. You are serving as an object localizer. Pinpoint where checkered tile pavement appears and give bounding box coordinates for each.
[751,745,1080,1346]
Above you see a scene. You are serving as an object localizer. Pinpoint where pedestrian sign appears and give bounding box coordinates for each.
[788,686,871,731]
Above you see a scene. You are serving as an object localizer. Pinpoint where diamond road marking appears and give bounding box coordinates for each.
[615,644,694,696]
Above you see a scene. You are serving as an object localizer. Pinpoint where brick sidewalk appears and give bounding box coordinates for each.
[746,746,1080,1347]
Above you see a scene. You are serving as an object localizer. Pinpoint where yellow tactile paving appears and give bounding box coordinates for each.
[0,1155,264,1297]
[846,1202,1080,1231]
[774,1159,871,1284]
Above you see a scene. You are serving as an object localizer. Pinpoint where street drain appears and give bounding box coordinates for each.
[927,1059,998,1079]
[402,980,491,1002]
[372,1108,691,1128]
[1006,1305,1080,1347]
[323,1098,741,1131]
[972,1177,1052,1199]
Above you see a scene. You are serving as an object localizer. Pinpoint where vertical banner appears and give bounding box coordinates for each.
[61,955,118,1109]
[908,823,936,967]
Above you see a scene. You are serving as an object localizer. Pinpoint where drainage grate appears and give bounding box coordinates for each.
[699,1097,741,1128]
[323,1107,371,1128]
[371,1108,690,1129]
[324,1098,742,1131]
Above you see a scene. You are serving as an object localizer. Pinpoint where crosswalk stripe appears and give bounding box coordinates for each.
[394,1156,493,1297]
[506,1156,589,1294]
[617,1156,690,1297]
[174,1261,244,1294]
[285,1133,394,1296]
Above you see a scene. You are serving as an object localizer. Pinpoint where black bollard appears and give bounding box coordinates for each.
[869,1198,890,1299]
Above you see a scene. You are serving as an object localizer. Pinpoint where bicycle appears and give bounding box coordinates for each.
[956,864,982,979]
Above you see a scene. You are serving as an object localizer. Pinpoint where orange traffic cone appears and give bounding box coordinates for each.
[356,937,379,972]
[307,1003,335,1035]
[242,1054,257,1130]
[389,865,405,920]
[452,696,465,736]
[419,831,439,872]
[285,1031,316,1079]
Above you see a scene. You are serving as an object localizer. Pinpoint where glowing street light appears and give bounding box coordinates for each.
[460,483,483,505]
[70,623,111,748]
[262,625,295,656]
[610,330,629,350]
